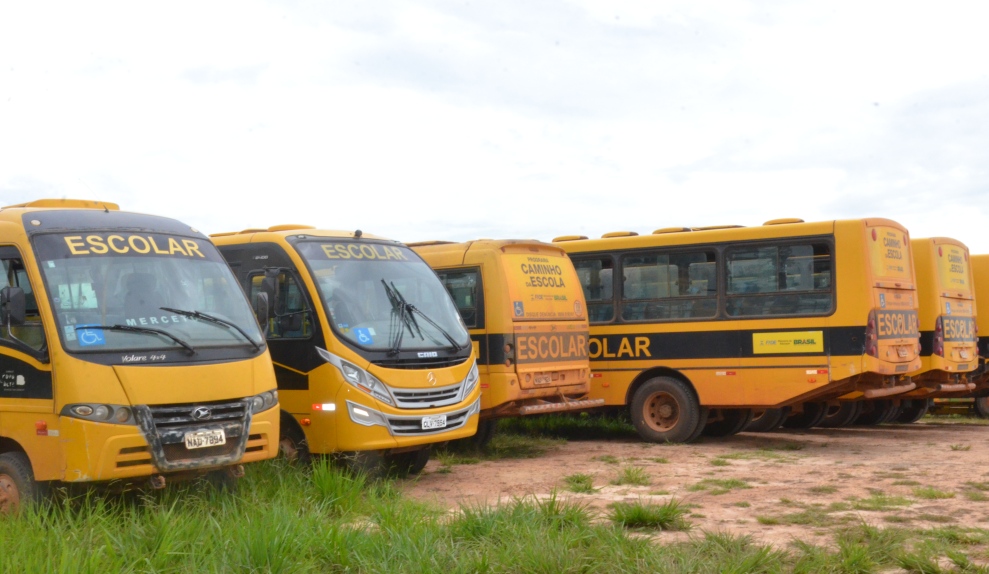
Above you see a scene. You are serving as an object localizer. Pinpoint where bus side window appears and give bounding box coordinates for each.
[250,273,310,338]
[0,256,47,353]
[573,257,614,323]
[726,243,833,317]
[436,269,480,329]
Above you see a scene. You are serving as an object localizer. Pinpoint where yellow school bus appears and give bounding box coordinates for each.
[212,227,480,475]
[0,200,279,512]
[889,238,978,423]
[931,252,989,418]
[410,240,601,445]
[554,218,922,442]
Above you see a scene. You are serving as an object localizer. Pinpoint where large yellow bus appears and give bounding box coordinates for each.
[0,200,279,512]
[888,238,978,423]
[554,218,922,442]
[410,239,601,445]
[212,226,480,475]
[931,252,989,418]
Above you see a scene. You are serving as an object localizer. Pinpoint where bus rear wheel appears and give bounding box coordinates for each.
[974,397,989,418]
[817,402,862,428]
[630,377,701,443]
[896,399,931,424]
[702,408,754,437]
[782,402,828,429]
[0,452,42,514]
[855,400,895,425]
[743,407,789,433]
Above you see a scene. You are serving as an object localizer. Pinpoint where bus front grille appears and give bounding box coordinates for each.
[134,399,252,472]
[390,383,463,409]
[371,357,467,370]
[385,408,473,436]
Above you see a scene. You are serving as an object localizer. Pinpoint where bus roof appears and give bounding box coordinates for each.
[209,226,396,244]
[552,218,908,254]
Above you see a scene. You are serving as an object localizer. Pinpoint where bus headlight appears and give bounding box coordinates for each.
[460,361,479,401]
[62,403,137,425]
[317,347,395,406]
[250,390,279,414]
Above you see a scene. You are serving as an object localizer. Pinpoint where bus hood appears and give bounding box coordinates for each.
[112,360,266,406]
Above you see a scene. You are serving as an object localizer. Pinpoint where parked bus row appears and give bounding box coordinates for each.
[4,200,985,514]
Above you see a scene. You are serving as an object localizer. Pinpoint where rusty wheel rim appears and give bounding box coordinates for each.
[0,473,21,514]
[643,391,680,433]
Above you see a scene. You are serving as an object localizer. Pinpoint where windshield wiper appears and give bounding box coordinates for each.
[382,280,464,353]
[160,307,262,352]
[382,279,417,355]
[75,324,197,354]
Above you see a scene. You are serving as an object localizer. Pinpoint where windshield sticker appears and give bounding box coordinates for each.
[76,325,107,347]
[353,327,374,345]
[320,243,409,261]
[63,325,77,341]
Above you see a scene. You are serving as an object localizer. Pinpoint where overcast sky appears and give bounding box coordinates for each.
[2,1,988,252]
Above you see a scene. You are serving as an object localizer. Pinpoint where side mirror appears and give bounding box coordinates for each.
[254,291,270,329]
[0,286,26,326]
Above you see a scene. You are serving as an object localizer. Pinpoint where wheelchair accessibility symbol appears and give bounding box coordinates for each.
[77,326,106,347]
[513,301,524,317]
[354,328,374,345]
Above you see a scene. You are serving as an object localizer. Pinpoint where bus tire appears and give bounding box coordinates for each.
[0,452,43,514]
[448,419,497,451]
[685,407,710,443]
[342,450,387,478]
[817,402,862,428]
[279,416,311,465]
[855,400,895,426]
[782,402,828,429]
[702,408,754,438]
[629,377,702,443]
[386,448,431,478]
[204,467,239,492]
[974,397,989,418]
[743,408,788,433]
[896,399,931,424]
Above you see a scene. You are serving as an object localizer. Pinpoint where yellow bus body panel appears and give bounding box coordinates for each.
[212,229,481,455]
[0,201,280,486]
[910,237,977,390]
[412,239,594,417]
[557,218,922,408]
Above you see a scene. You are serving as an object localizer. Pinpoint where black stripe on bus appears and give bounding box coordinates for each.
[0,354,53,400]
[586,326,865,362]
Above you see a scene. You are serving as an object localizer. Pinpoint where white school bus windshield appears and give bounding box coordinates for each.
[32,232,264,354]
[295,240,470,352]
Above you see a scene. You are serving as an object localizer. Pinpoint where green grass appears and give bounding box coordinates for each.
[7,460,989,574]
[687,478,751,495]
[850,492,913,511]
[610,465,651,486]
[609,499,691,530]
[563,473,596,494]
[913,487,957,500]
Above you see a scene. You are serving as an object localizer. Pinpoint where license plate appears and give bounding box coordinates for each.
[534,373,552,385]
[422,414,447,430]
[184,429,226,449]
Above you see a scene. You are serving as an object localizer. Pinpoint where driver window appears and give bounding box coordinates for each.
[250,273,311,339]
[1,254,48,353]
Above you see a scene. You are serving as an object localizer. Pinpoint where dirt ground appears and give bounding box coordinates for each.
[403,420,989,548]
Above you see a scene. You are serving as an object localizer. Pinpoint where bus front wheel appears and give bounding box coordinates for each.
[630,377,701,443]
[0,452,43,514]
